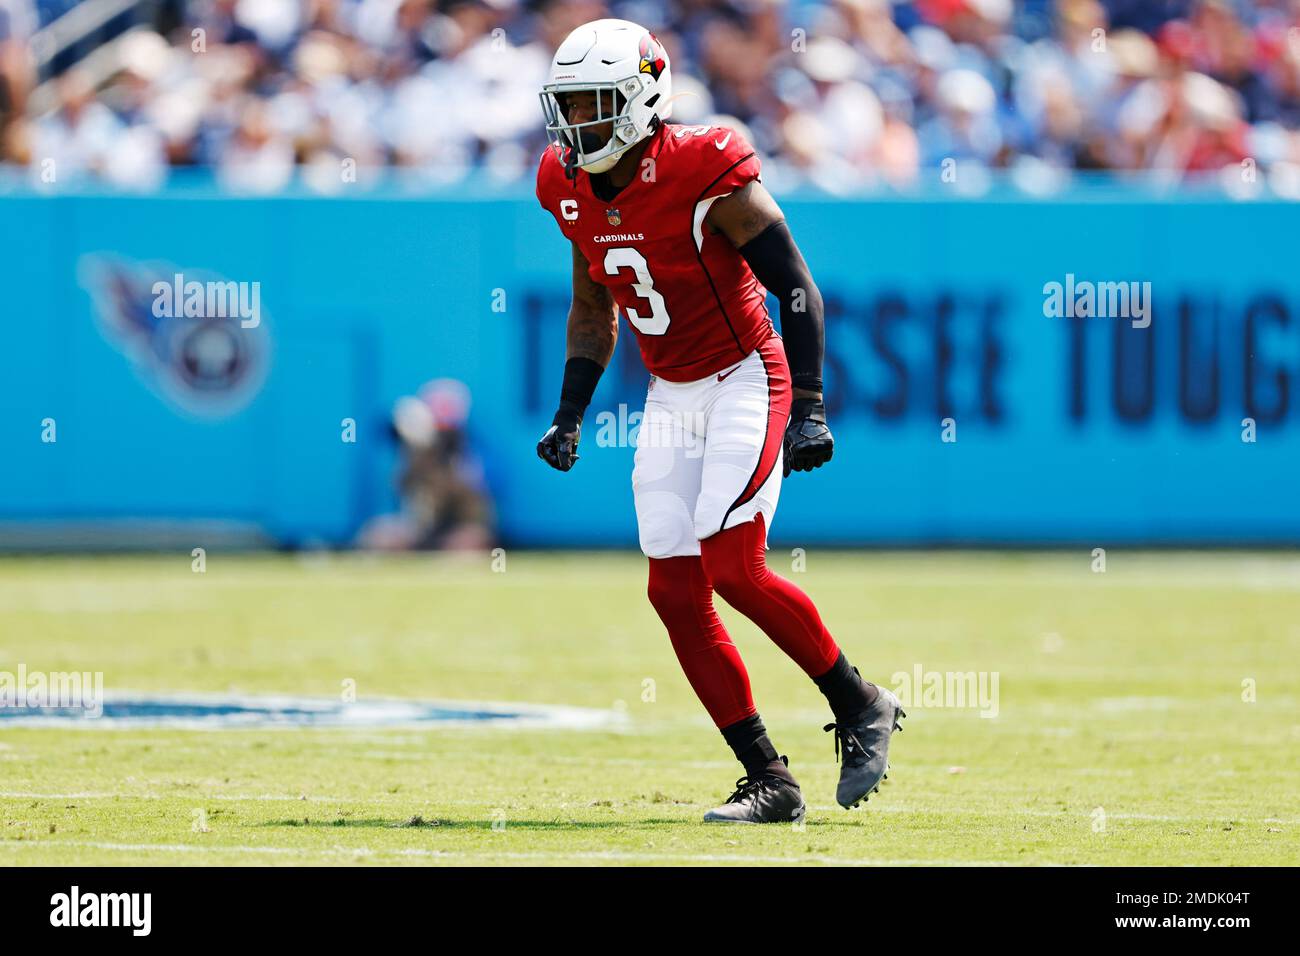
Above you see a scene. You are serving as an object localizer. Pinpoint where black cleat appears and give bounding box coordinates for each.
[824,687,905,809]
[703,758,806,824]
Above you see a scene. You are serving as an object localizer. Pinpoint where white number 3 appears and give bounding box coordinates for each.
[603,247,670,336]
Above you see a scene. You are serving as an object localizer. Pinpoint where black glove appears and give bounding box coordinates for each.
[537,405,582,472]
[784,397,833,477]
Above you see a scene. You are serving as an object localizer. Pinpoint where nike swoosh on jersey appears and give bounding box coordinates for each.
[714,132,733,150]
[717,363,743,381]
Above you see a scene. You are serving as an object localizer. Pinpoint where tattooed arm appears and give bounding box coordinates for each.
[566,242,618,365]
[537,243,619,472]
[706,179,786,247]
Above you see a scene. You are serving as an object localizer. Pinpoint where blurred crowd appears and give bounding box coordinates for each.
[2,0,1300,191]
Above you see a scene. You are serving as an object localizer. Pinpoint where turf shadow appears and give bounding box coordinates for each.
[258,817,688,831]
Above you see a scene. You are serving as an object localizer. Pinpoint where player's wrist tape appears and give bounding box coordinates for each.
[557,356,605,422]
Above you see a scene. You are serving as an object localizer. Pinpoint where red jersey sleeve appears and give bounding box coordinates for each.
[535,146,566,227]
[693,125,761,200]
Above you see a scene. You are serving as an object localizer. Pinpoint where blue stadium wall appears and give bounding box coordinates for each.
[2,181,1297,547]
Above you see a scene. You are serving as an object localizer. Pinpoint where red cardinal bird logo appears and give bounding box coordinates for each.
[638,35,666,80]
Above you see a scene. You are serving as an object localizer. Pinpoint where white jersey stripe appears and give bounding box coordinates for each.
[692,192,730,251]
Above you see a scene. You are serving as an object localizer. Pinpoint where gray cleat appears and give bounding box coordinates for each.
[823,686,905,809]
[703,758,806,824]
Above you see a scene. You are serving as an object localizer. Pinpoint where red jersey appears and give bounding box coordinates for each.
[536,123,774,382]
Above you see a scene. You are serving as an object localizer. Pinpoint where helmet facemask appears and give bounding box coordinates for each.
[540,76,652,177]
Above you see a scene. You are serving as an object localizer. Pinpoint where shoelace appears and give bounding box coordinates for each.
[724,775,780,804]
[823,722,871,765]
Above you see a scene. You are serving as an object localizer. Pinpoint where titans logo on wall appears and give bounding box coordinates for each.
[79,255,271,418]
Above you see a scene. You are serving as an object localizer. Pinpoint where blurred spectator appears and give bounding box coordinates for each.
[0,0,35,162]
[358,379,497,552]
[3,0,1299,190]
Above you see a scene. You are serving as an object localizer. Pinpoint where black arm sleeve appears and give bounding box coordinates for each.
[738,220,825,394]
[556,356,604,422]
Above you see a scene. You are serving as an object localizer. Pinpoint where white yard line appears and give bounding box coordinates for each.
[0,790,341,803]
[809,804,1300,825]
[0,839,1031,866]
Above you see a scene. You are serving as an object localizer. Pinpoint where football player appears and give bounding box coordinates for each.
[535,19,904,823]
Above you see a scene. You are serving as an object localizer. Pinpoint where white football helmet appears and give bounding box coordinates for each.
[540,18,673,176]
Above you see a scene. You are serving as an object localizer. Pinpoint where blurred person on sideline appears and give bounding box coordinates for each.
[359,379,496,552]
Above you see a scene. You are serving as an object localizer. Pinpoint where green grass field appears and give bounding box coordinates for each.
[1,551,1297,866]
